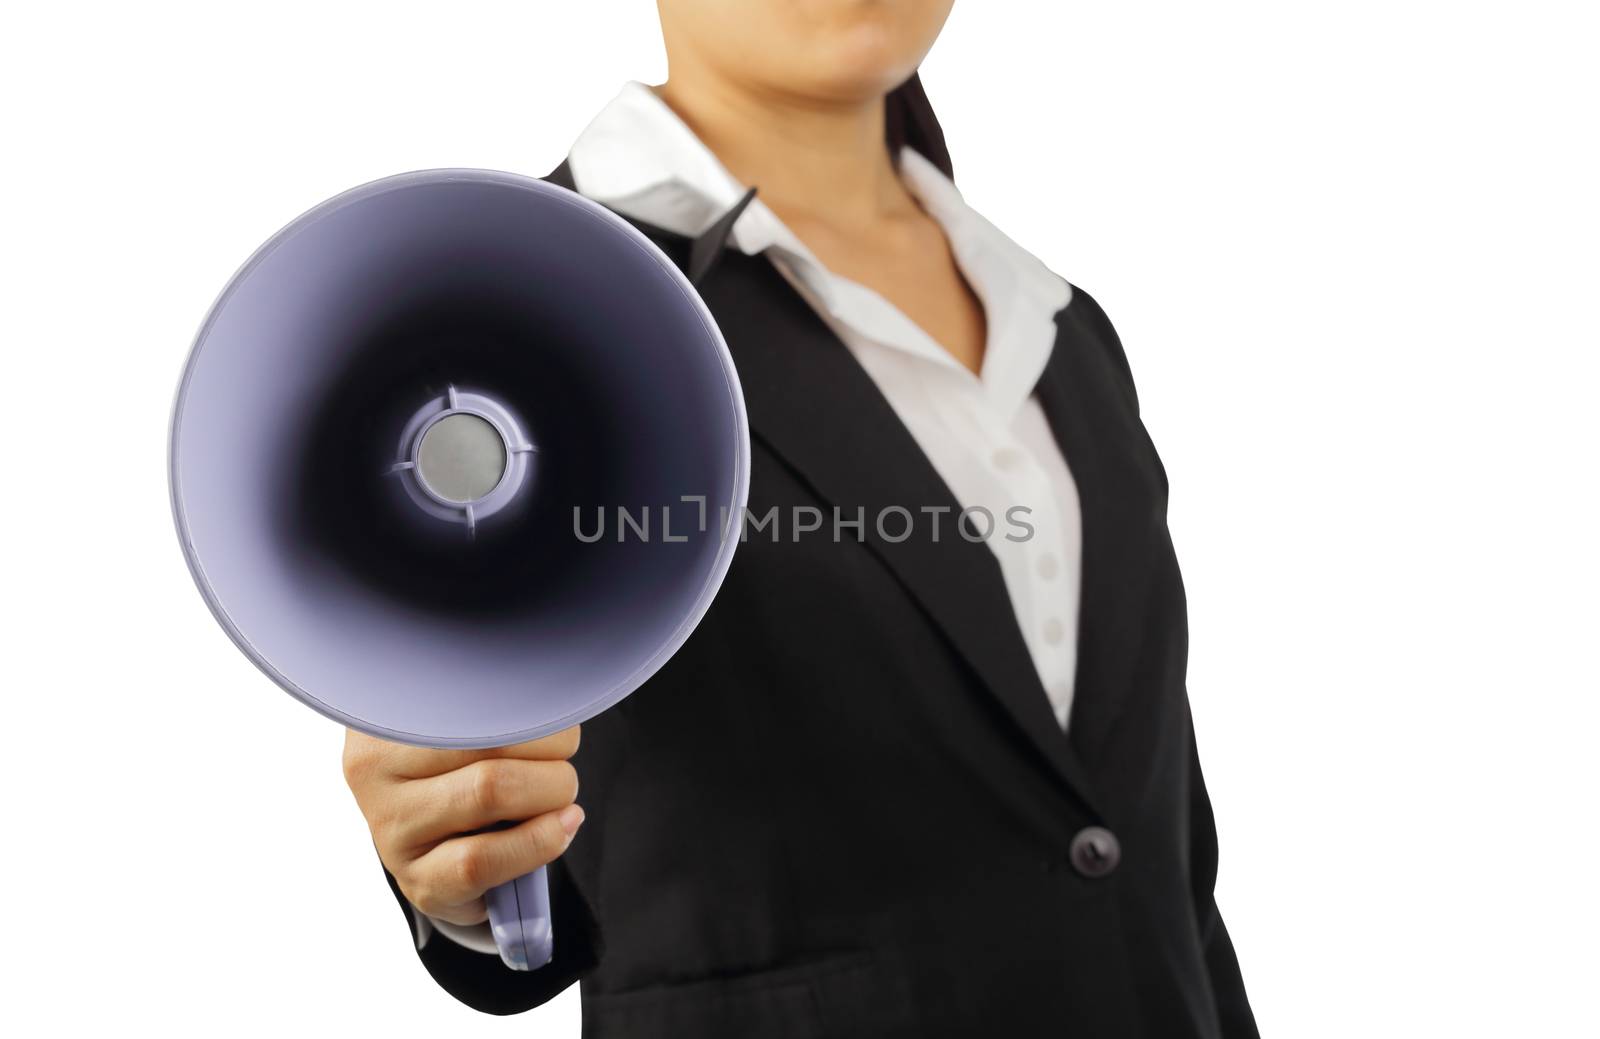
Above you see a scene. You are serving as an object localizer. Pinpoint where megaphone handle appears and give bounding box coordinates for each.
[486,866,554,971]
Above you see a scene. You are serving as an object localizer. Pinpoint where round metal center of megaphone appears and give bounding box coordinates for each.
[390,385,536,536]
[416,413,507,503]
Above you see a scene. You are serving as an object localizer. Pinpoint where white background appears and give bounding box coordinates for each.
[3,1,1596,1035]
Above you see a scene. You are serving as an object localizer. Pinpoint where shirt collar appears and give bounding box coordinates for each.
[566,81,1072,416]
[566,82,757,241]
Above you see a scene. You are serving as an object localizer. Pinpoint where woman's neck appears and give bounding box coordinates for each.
[654,74,917,228]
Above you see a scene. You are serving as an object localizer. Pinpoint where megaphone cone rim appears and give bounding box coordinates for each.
[169,168,751,748]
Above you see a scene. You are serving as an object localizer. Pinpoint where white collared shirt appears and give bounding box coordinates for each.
[422,81,1085,957]
[571,82,1082,728]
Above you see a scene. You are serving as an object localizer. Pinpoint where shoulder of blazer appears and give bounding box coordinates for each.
[1059,283,1141,414]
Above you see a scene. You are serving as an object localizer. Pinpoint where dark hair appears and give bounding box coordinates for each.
[884,72,953,181]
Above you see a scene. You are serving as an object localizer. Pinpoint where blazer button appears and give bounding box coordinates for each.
[1069,826,1121,879]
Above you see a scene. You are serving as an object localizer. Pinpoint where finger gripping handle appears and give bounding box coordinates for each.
[486,866,553,971]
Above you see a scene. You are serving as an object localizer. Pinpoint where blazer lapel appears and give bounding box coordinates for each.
[1035,304,1163,763]
[696,252,1104,817]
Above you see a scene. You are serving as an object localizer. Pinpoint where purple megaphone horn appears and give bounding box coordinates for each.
[170,169,749,970]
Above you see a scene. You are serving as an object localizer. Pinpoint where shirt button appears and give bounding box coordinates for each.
[1069,827,1121,878]
[1043,617,1065,645]
[991,447,1024,472]
[1035,554,1059,580]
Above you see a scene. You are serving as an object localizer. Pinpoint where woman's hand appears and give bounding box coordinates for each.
[342,726,585,926]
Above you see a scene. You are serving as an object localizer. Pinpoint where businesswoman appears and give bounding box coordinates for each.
[341,2,1258,1035]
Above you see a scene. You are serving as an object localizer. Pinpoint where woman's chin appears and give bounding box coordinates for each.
[781,53,921,106]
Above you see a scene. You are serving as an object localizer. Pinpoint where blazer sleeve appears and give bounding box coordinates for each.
[1187,715,1260,1038]
[383,858,602,1015]
[1077,283,1258,1035]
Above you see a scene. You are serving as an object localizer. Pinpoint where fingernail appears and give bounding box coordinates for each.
[559,804,586,838]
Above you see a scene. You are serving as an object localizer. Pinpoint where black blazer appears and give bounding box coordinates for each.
[386,164,1259,1038]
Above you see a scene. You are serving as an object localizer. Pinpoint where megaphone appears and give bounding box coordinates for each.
[169,169,750,970]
